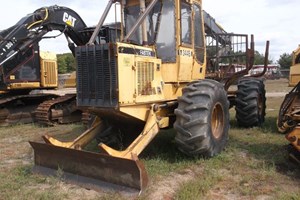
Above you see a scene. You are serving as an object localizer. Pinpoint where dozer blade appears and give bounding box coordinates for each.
[29,141,148,191]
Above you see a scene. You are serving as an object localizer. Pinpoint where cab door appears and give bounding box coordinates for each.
[40,51,58,88]
[178,1,193,81]
[177,1,206,81]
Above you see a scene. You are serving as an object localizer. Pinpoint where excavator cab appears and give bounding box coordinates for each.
[0,44,58,91]
[30,0,269,192]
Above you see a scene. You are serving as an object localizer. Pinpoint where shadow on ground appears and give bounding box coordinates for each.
[229,116,300,180]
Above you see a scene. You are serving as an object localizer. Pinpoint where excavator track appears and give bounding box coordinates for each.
[35,94,80,126]
[0,94,57,126]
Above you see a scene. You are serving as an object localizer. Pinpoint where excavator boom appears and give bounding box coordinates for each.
[0,5,88,64]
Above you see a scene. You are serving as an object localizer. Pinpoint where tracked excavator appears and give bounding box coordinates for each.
[0,5,93,125]
[29,0,269,192]
[277,45,300,163]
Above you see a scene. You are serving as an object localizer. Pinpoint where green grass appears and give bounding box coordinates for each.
[0,165,68,200]
[141,130,197,176]
[174,168,221,200]
[139,91,300,199]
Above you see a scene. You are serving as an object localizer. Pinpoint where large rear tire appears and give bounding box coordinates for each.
[235,78,266,127]
[174,79,229,157]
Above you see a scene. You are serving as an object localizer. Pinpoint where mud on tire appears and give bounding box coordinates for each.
[235,78,266,127]
[174,79,229,157]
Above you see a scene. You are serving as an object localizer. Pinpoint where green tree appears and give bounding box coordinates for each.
[277,53,292,69]
[254,51,272,65]
[57,54,67,74]
[65,54,76,72]
[57,53,76,74]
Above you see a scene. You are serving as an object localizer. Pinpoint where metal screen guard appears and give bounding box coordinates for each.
[88,0,114,45]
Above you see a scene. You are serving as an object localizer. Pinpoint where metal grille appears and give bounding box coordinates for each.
[137,62,155,96]
[76,44,118,108]
[205,33,249,80]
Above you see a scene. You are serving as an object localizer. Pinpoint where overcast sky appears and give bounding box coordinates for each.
[0,0,299,63]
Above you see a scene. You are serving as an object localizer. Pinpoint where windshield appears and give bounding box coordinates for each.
[124,0,176,62]
[124,1,162,45]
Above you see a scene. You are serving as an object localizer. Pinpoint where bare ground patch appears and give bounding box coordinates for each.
[144,167,204,200]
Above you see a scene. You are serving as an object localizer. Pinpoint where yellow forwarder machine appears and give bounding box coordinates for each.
[30,0,269,191]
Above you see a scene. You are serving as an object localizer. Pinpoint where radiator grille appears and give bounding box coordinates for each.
[137,61,155,95]
[76,44,118,107]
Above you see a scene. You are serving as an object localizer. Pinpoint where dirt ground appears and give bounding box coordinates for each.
[1,78,300,199]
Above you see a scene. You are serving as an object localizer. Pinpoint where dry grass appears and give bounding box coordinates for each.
[264,78,291,93]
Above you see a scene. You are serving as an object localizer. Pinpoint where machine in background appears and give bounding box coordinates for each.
[278,45,300,163]
[0,5,115,125]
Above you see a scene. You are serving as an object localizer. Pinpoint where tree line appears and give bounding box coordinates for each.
[56,51,293,74]
[254,51,293,69]
[252,51,293,68]
[277,53,292,69]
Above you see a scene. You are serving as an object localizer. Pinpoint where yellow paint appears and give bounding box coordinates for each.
[289,45,300,86]
[65,20,73,27]
[178,47,193,81]
[43,117,104,149]
[99,106,160,160]
[64,71,77,88]
[161,63,179,82]
[116,0,207,122]
[286,127,300,151]
[8,82,40,89]
[40,51,58,88]
[289,63,300,87]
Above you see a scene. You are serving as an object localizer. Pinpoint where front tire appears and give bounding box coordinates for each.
[174,79,229,157]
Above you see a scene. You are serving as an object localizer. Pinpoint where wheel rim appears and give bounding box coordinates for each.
[211,103,224,139]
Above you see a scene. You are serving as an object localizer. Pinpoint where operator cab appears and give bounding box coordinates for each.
[124,0,205,65]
